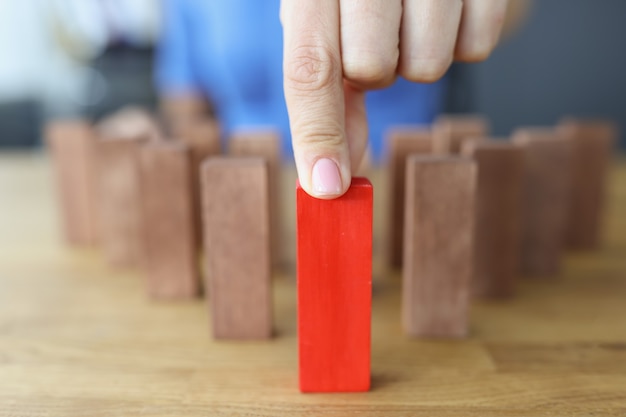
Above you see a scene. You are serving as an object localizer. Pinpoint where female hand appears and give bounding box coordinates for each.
[282,0,508,198]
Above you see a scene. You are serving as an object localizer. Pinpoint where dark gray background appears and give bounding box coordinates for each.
[470,0,626,148]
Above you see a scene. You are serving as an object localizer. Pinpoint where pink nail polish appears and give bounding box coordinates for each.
[312,158,342,196]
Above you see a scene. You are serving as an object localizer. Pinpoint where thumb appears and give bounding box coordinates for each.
[282,0,351,199]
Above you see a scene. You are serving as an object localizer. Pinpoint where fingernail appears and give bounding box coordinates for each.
[312,158,342,196]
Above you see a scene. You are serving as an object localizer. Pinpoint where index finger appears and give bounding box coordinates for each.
[282,0,351,198]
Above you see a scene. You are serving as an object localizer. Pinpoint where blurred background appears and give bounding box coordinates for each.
[0,0,159,147]
[0,0,624,151]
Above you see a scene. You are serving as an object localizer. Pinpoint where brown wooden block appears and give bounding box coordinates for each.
[403,156,476,337]
[384,126,432,268]
[201,157,272,339]
[176,119,222,249]
[229,129,282,268]
[160,96,214,136]
[557,119,617,250]
[45,120,100,246]
[96,106,163,142]
[432,114,490,154]
[96,137,146,268]
[512,128,574,277]
[177,118,221,157]
[461,140,525,298]
[139,142,200,299]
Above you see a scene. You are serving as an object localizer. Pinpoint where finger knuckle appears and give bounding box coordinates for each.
[343,53,396,86]
[294,125,344,150]
[456,43,492,63]
[400,55,451,83]
[285,44,340,92]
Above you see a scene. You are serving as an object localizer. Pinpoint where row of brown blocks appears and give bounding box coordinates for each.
[46,116,280,339]
[390,115,616,338]
[47,111,616,341]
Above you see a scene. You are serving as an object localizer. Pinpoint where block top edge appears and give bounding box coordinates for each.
[296,176,372,191]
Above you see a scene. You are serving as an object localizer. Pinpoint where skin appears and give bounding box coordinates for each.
[281,0,510,199]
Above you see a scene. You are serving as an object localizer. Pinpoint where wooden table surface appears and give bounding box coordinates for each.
[1,152,626,416]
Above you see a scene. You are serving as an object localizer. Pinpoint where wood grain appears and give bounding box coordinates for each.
[461,140,525,298]
[139,142,200,299]
[229,129,282,267]
[385,126,432,268]
[558,119,617,250]
[513,128,574,277]
[96,136,146,268]
[403,156,476,337]
[45,120,100,246]
[432,114,490,154]
[1,153,626,416]
[201,157,272,339]
[297,178,373,392]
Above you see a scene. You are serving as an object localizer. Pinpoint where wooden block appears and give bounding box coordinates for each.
[512,128,574,276]
[96,106,162,142]
[557,119,617,250]
[201,157,271,339]
[161,96,213,136]
[461,141,525,298]
[97,137,146,268]
[385,126,433,268]
[297,178,373,393]
[139,142,200,299]
[177,118,222,249]
[229,129,282,267]
[178,118,221,158]
[45,120,100,246]
[432,114,490,154]
[403,156,476,337]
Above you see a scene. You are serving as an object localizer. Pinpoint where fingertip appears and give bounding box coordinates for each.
[343,55,397,89]
[455,0,508,62]
[455,38,493,62]
[399,56,453,83]
[309,157,350,199]
[399,0,462,83]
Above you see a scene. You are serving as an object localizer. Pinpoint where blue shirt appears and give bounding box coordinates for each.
[156,0,448,160]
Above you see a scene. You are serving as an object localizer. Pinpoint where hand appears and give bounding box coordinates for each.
[282,0,509,198]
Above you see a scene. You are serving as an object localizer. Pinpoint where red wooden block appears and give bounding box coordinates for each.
[297,178,373,393]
